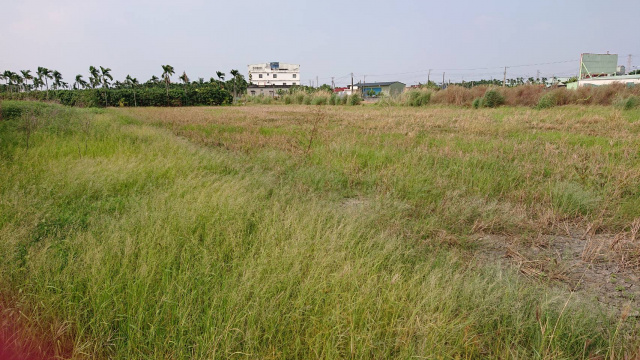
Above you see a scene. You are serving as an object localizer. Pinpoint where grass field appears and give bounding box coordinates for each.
[1,101,640,358]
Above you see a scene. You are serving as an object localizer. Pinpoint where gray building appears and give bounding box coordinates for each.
[356,81,406,97]
[247,84,292,97]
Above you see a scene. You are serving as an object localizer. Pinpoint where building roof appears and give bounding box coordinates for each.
[579,74,640,81]
[355,81,405,87]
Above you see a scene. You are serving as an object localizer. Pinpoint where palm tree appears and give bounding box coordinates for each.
[0,72,6,92]
[51,70,63,90]
[74,75,88,90]
[2,71,12,93]
[230,69,240,102]
[149,75,160,84]
[216,71,225,81]
[179,71,190,105]
[179,71,189,85]
[125,75,139,107]
[161,65,175,103]
[89,66,100,88]
[21,70,33,91]
[99,67,113,107]
[13,73,24,93]
[37,67,53,98]
[32,77,43,91]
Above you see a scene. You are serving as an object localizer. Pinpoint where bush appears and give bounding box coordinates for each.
[303,95,312,105]
[295,92,306,104]
[481,89,505,108]
[347,94,361,106]
[405,90,431,106]
[536,93,556,109]
[312,96,328,105]
[472,98,482,109]
[614,96,640,110]
[328,94,337,105]
[284,95,293,105]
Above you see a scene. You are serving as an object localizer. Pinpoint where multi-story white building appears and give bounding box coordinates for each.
[248,62,300,86]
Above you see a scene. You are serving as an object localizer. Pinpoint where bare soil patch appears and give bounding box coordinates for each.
[476,221,640,314]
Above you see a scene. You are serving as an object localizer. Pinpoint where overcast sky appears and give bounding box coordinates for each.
[2,0,637,86]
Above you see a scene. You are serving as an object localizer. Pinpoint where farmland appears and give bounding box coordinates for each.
[1,101,640,358]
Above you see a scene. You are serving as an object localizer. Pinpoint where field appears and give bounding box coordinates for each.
[1,101,640,358]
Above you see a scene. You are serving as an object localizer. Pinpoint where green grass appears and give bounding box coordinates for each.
[1,101,639,358]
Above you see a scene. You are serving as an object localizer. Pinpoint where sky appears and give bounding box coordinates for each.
[1,0,638,86]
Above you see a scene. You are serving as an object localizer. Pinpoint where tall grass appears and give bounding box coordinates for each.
[1,101,638,358]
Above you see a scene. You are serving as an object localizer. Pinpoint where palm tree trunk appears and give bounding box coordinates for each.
[165,80,169,106]
[45,78,49,99]
[133,88,137,107]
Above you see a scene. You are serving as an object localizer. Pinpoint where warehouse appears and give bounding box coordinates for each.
[355,81,406,97]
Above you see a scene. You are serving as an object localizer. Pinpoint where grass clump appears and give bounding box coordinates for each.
[614,95,640,110]
[347,94,362,106]
[311,95,328,105]
[404,90,431,106]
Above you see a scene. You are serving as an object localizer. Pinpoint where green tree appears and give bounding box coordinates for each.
[179,71,190,104]
[37,67,53,98]
[75,75,88,90]
[230,69,240,102]
[52,70,63,90]
[21,70,33,91]
[89,66,100,88]
[161,65,175,104]
[216,71,225,82]
[125,75,139,107]
[3,71,13,93]
[100,67,113,107]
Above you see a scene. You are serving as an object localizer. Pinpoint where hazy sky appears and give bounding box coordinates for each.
[2,0,637,86]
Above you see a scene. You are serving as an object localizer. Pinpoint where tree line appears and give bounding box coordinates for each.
[0,65,248,106]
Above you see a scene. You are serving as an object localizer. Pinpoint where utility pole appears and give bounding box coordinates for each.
[536,70,540,82]
[364,75,366,84]
[331,77,334,89]
[351,73,354,95]
[316,75,319,88]
[628,54,633,74]
[427,69,431,85]
[503,66,507,87]
[442,72,445,89]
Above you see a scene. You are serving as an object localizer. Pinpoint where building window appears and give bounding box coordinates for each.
[282,83,286,85]
[293,74,297,78]
[259,74,263,78]
[251,91,255,95]
[273,74,277,78]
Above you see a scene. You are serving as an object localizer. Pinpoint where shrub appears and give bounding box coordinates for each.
[405,90,431,106]
[481,89,505,108]
[536,93,556,109]
[328,94,337,105]
[472,98,482,109]
[312,96,328,105]
[347,94,361,106]
[284,95,293,105]
[295,92,306,104]
[614,96,640,110]
[303,95,312,105]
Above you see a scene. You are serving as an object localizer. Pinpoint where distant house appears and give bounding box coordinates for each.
[247,62,300,97]
[355,81,406,97]
[567,74,640,89]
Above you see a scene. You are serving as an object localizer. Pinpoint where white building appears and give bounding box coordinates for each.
[248,62,300,86]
